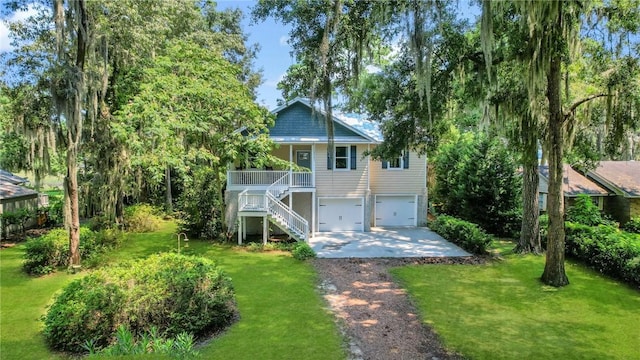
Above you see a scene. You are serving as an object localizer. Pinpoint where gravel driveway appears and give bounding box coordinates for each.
[313,257,484,360]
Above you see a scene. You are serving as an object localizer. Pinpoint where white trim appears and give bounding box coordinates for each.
[334,145,350,170]
[374,194,418,227]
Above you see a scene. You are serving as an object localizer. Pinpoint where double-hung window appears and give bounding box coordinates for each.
[335,146,349,169]
[382,151,409,170]
[328,145,357,170]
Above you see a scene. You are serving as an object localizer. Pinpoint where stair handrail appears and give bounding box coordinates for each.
[266,191,309,240]
[266,173,290,200]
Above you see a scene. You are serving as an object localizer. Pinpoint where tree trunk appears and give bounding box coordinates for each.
[66,147,81,268]
[516,117,541,254]
[165,166,173,213]
[541,21,569,286]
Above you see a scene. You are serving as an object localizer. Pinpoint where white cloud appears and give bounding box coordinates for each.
[0,7,39,52]
[264,71,286,88]
[279,35,289,46]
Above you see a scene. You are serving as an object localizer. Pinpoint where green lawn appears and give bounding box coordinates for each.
[391,241,640,360]
[0,222,344,359]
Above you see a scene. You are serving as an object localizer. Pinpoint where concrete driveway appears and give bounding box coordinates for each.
[309,227,471,258]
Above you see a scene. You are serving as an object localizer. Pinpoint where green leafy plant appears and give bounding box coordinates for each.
[43,253,236,353]
[565,222,640,286]
[291,242,316,260]
[429,215,493,255]
[23,227,122,275]
[566,194,615,227]
[123,204,163,232]
[622,216,640,234]
[433,133,522,237]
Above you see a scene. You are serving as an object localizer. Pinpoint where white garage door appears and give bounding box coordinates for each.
[318,198,364,231]
[375,195,417,227]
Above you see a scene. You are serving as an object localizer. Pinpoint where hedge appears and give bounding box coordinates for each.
[565,222,640,287]
[23,227,123,275]
[429,215,493,255]
[43,253,236,353]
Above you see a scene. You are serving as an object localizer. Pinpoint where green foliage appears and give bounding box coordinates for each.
[43,273,125,352]
[621,216,640,234]
[178,168,223,239]
[565,222,640,286]
[291,242,317,260]
[0,207,34,237]
[123,204,162,233]
[433,133,522,236]
[86,325,199,359]
[23,227,123,275]
[565,194,613,226]
[42,253,236,353]
[429,215,493,255]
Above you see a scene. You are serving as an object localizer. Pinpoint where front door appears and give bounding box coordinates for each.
[296,150,311,169]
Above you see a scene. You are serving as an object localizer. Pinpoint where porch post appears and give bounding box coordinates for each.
[289,144,293,186]
[311,143,316,187]
[242,216,247,240]
[311,193,316,237]
[263,215,268,245]
[237,216,242,245]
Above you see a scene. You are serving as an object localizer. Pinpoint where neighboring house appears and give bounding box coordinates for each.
[0,169,29,185]
[587,161,640,224]
[538,164,610,212]
[225,98,428,243]
[1,181,39,237]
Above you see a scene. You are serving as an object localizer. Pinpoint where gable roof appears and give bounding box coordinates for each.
[0,181,38,200]
[269,98,381,144]
[0,169,29,185]
[587,161,640,197]
[539,164,610,197]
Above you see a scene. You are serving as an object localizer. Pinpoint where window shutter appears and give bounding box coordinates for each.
[350,145,357,170]
[327,151,332,170]
[382,161,388,169]
[403,151,409,169]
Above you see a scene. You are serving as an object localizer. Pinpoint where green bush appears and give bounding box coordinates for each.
[565,222,640,287]
[43,253,236,353]
[0,208,35,237]
[566,194,616,227]
[433,133,522,237]
[85,326,198,359]
[291,242,316,260]
[429,215,493,255]
[622,216,640,234]
[123,204,162,232]
[23,227,123,275]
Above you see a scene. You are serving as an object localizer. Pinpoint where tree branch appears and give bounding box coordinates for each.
[563,93,608,122]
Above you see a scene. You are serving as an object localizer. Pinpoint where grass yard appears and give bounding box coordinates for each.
[0,221,344,359]
[391,241,640,360]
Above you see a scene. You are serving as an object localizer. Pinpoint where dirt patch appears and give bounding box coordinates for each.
[313,257,484,360]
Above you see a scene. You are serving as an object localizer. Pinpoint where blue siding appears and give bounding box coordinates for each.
[270,102,362,138]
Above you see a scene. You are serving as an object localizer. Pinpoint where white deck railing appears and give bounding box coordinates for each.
[227,170,314,188]
[266,191,309,240]
[237,174,310,241]
[238,189,266,211]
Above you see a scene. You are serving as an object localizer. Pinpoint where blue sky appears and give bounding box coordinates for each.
[216,0,293,110]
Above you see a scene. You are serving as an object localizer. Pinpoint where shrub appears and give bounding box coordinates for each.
[123,204,162,232]
[622,216,640,234]
[23,227,122,275]
[429,215,493,255]
[43,273,125,352]
[85,326,198,359]
[43,253,236,353]
[433,133,522,237]
[291,242,316,260]
[566,194,615,227]
[565,222,640,287]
